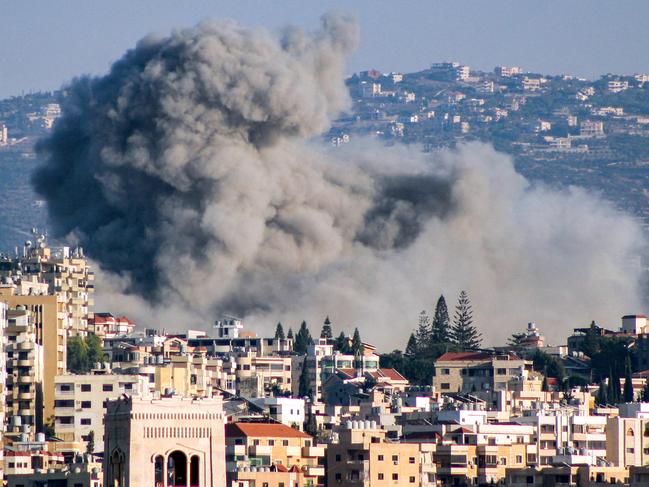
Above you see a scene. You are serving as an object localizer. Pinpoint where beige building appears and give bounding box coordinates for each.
[0,292,66,425]
[225,421,324,487]
[0,301,6,483]
[4,307,43,432]
[54,372,147,454]
[327,422,421,487]
[103,395,226,487]
[433,352,533,395]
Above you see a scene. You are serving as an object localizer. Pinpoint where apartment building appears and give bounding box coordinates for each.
[0,292,66,424]
[250,397,305,430]
[88,312,134,338]
[103,395,226,487]
[495,66,522,77]
[327,421,421,487]
[235,353,293,397]
[0,302,6,482]
[225,421,324,487]
[54,372,147,453]
[4,307,43,432]
[606,403,649,467]
[580,120,605,137]
[433,352,533,395]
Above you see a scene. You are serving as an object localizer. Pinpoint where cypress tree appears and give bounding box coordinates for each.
[274,322,285,340]
[623,355,635,402]
[351,327,364,355]
[320,316,333,339]
[596,380,609,405]
[287,328,294,340]
[431,295,450,344]
[298,359,311,398]
[294,321,313,355]
[450,291,482,351]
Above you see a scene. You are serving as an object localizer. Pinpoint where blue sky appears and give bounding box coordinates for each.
[1,0,648,98]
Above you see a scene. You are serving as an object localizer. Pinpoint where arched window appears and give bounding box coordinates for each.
[190,455,200,487]
[627,428,635,437]
[154,455,164,486]
[110,448,125,487]
[168,451,188,487]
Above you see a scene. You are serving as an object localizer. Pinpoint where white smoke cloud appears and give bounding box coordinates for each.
[35,15,646,350]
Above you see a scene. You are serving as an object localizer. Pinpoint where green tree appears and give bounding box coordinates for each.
[67,335,88,373]
[596,380,609,405]
[298,359,311,398]
[320,316,333,339]
[86,334,104,366]
[532,350,565,381]
[287,328,294,340]
[431,295,450,344]
[404,333,418,359]
[380,350,405,375]
[274,322,285,340]
[507,332,528,350]
[86,430,95,456]
[334,332,350,353]
[351,327,364,355]
[624,355,635,403]
[294,321,313,355]
[450,291,482,351]
[415,311,432,354]
[607,367,621,404]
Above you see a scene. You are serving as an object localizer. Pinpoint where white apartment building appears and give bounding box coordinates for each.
[54,372,148,453]
[250,397,305,430]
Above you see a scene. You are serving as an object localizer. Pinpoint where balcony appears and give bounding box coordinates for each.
[302,446,325,457]
[305,465,325,477]
[17,360,32,367]
[17,375,33,384]
[18,392,34,401]
[249,445,272,456]
[226,444,246,456]
[18,342,33,350]
[286,445,302,457]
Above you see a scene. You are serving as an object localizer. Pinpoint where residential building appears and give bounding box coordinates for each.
[250,397,305,430]
[580,120,604,137]
[88,312,135,337]
[225,421,324,487]
[495,66,522,77]
[0,301,6,482]
[327,421,421,487]
[5,460,102,487]
[54,371,148,453]
[433,352,533,395]
[607,80,629,93]
[4,306,43,432]
[103,395,226,487]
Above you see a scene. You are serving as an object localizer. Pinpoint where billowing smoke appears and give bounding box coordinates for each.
[34,15,646,348]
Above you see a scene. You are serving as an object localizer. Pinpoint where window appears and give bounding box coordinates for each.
[80,384,91,392]
[102,384,113,392]
[409,456,415,464]
[335,474,341,481]
[392,474,398,481]
[60,384,72,392]
[81,418,91,425]
[392,455,398,463]
[496,368,506,375]
[335,454,341,462]
[441,368,450,375]
[263,483,269,487]
[377,455,384,461]
[253,439,260,446]
[283,440,289,446]
[268,440,274,446]
[441,383,450,390]
[378,473,384,480]
[516,455,523,464]
[81,401,91,409]
[410,477,416,483]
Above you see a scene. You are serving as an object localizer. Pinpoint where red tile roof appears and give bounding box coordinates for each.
[225,422,312,439]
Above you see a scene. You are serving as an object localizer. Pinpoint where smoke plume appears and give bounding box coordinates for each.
[34,15,646,348]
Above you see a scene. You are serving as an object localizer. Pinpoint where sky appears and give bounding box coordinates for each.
[1,0,649,99]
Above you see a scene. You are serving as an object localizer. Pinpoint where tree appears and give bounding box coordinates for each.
[298,359,311,398]
[334,332,350,353]
[320,316,333,339]
[294,321,313,355]
[274,322,285,340]
[532,350,565,381]
[67,336,88,373]
[415,311,432,354]
[450,291,482,351]
[607,367,621,404]
[641,379,649,402]
[596,380,609,405]
[287,328,294,340]
[380,350,405,375]
[67,334,105,374]
[623,355,635,403]
[507,332,528,350]
[431,295,450,344]
[404,333,418,359]
[351,327,364,355]
[86,430,95,456]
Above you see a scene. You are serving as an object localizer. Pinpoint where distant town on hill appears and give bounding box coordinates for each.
[2,62,649,251]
